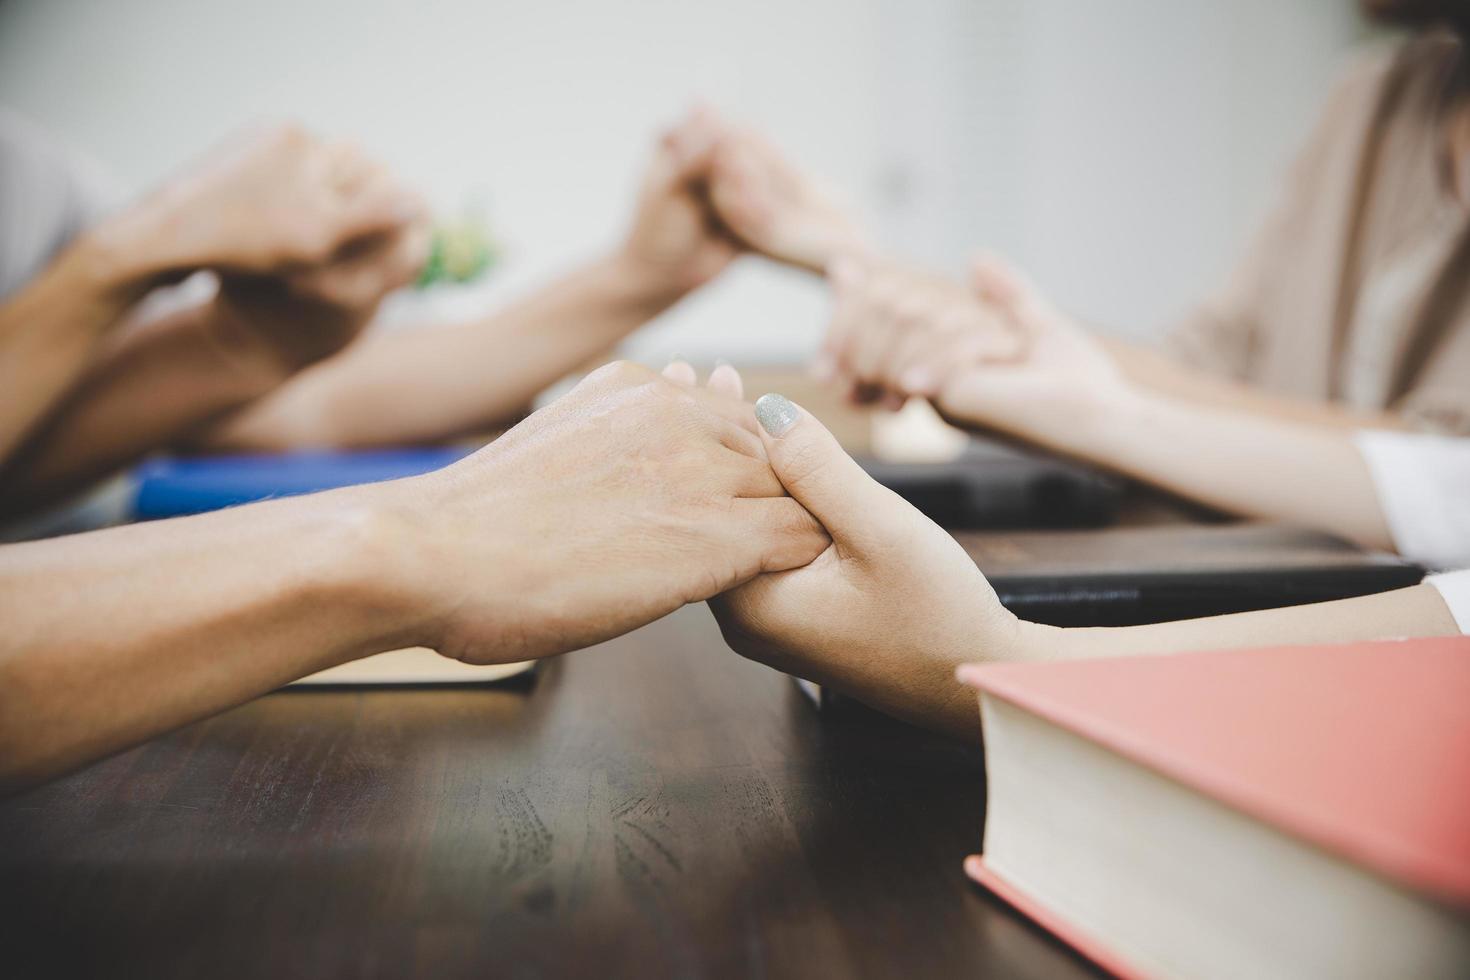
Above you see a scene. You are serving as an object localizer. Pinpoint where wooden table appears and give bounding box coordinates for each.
[0,604,1100,980]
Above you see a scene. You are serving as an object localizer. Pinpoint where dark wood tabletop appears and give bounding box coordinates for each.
[0,604,1101,980]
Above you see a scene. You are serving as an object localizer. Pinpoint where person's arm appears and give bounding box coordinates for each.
[0,224,428,516]
[0,124,420,490]
[194,107,748,452]
[1099,336,1409,431]
[713,395,1460,742]
[0,361,826,794]
[821,254,1405,550]
[1058,383,1397,550]
[195,250,692,450]
[0,229,158,465]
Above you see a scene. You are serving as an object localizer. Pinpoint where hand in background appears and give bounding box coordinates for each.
[618,108,741,299]
[98,123,423,284]
[823,253,1130,449]
[707,123,867,274]
[375,360,829,665]
[710,393,1032,739]
[212,217,431,374]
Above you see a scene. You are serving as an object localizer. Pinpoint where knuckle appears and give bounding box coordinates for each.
[591,359,649,388]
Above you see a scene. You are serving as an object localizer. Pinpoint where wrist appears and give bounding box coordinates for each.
[75,206,180,300]
[302,484,456,661]
[604,246,699,314]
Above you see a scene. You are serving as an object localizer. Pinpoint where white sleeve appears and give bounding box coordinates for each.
[1354,431,1470,570]
[1426,570,1470,635]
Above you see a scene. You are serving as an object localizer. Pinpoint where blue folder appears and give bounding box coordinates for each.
[132,447,473,519]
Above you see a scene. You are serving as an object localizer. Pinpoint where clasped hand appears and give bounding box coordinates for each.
[349,358,1023,745]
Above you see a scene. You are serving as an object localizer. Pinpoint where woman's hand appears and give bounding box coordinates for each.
[822,253,1133,451]
[374,360,830,665]
[616,108,742,300]
[709,392,1040,739]
[707,124,868,274]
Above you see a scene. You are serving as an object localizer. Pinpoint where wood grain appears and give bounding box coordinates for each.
[0,604,1101,980]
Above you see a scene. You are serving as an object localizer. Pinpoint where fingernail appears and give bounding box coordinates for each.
[754,393,801,437]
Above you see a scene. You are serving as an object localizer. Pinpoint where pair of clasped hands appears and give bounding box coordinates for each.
[368,355,1019,741]
[342,108,1088,740]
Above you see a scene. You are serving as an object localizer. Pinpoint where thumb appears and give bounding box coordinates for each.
[752,393,900,549]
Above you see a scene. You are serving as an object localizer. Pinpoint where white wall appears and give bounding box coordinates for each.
[0,0,1361,358]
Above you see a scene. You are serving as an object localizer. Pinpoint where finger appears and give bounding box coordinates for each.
[727,497,831,575]
[323,140,371,192]
[661,114,720,187]
[335,174,423,245]
[891,325,943,397]
[718,443,786,496]
[846,269,913,384]
[963,855,986,885]
[706,361,744,399]
[970,252,1048,327]
[819,256,866,379]
[678,381,762,438]
[715,418,769,463]
[752,393,904,550]
[662,359,698,386]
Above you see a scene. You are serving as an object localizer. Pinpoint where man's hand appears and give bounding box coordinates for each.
[822,253,1132,449]
[372,360,829,664]
[617,108,742,301]
[707,124,867,274]
[94,124,423,286]
[710,393,1036,739]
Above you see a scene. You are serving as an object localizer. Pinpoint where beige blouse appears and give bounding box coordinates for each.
[1166,31,1470,434]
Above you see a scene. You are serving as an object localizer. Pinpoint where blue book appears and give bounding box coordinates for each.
[132,447,472,519]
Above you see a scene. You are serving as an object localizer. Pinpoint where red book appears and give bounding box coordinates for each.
[962,636,1470,980]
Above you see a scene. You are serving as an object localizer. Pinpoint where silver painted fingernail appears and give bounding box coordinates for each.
[755,393,800,437]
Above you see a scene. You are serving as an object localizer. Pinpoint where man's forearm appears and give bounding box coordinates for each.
[0,486,422,794]
[1,294,298,516]
[0,234,160,466]
[197,250,690,451]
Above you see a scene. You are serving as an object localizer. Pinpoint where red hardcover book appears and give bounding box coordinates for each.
[962,636,1470,980]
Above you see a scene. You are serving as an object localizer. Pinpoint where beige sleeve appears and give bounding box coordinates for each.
[1162,46,1397,380]
[1393,319,1470,435]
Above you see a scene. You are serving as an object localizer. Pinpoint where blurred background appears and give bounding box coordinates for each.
[0,0,1369,362]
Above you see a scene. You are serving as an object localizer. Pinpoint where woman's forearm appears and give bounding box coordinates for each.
[1031,582,1458,663]
[1065,384,1396,550]
[198,250,689,450]
[1101,336,1407,430]
[0,487,420,793]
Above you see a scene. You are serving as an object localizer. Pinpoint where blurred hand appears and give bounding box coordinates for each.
[708,125,867,273]
[109,123,423,281]
[710,393,1032,739]
[375,360,829,664]
[823,254,1130,446]
[618,108,741,298]
[211,218,430,372]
